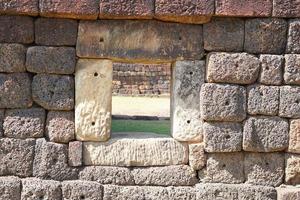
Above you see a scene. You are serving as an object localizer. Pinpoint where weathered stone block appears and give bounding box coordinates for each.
[0,0,38,16]
[26,46,76,75]
[247,85,279,116]
[259,54,284,85]
[40,0,99,19]
[288,119,300,153]
[277,186,300,200]
[79,166,134,185]
[243,116,289,152]
[203,122,242,152]
[273,0,300,18]
[0,73,32,109]
[189,143,206,170]
[0,138,35,177]
[0,43,26,72]
[33,138,78,181]
[46,111,74,143]
[215,0,272,17]
[171,60,205,142]
[83,132,188,166]
[284,54,300,85]
[3,108,45,139]
[285,153,300,185]
[199,153,244,184]
[244,153,284,187]
[245,18,287,54]
[32,74,74,110]
[279,86,300,118]
[35,18,78,46]
[21,178,62,200]
[0,176,21,200]
[0,16,34,44]
[77,20,204,61]
[62,180,103,200]
[207,52,260,84]
[75,59,112,141]
[0,109,4,137]
[155,0,214,24]
[200,83,246,122]
[68,141,82,167]
[204,18,244,51]
[287,20,300,53]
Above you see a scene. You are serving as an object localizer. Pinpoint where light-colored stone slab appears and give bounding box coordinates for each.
[189,143,206,170]
[288,119,300,153]
[83,132,188,166]
[277,186,300,200]
[75,59,113,141]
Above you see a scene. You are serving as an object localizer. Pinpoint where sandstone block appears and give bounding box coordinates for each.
[285,153,300,185]
[0,43,26,72]
[79,166,134,185]
[244,153,284,187]
[21,178,62,200]
[207,52,260,84]
[171,60,205,142]
[259,54,284,85]
[277,186,300,200]
[200,83,246,122]
[62,180,103,200]
[26,46,76,74]
[32,74,74,110]
[0,73,32,108]
[189,143,206,170]
[203,18,244,51]
[68,141,82,167]
[75,59,112,141]
[288,119,300,153]
[284,54,300,85]
[203,122,242,152]
[77,20,204,61]
[247,85,279,115]
[3,108,45,139]
[0,109,4,137]
[245,18,287,54]
[83,132,188,166]
[0,138,35,177]
[0,16,34,44]
[0,176,21,200]
[287,20,300,53]
[46,111,74,143]
[35,18,78,46]
[273,0,300,17]
[33,138,78,181]
[243,116,289,152]
[279,86,300,118]
[155,0,214,24]
[0,0,38,16]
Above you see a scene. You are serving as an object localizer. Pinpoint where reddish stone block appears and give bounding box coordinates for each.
[39,0,99,20]
[68,141,82,167]
[273,0,300,18]
[215,0,272,17]
[0,0,38,16]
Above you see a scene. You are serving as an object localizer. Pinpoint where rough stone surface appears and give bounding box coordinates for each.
[247,85,280,116]
[32,74,74,110]
[21,178,62,200]
[171,60,205,142]
[40,0,99,19]
[0,0,38,16]
[0,176,21,200]
[46,111,74,143]
[155,0,214,24]
[189,143,206,170]
[0,73,32,109]
[68,141,82,167]
[0,138,35,177]
[273,0,300,18]
[284,54,300,85]
[245,18,287,54]
[83,133,188,166]
[207,52,260,84]
[200,83,246,122]
[203,18,244,51]
[287,19,300,53]
[0,16,34,44]
[285,153,300,185]
[203,122,242,152]
[199,153,244,184]
[243,116,289,152]
[277,186,300,200]
[279,86,300,118]
[215,0,272,17]
[62,180,103,200]
[0,109,4,137]
[79,166,134,185]
[33,138,78,181]
[3,108,45,139]
[244,153,284,187]
[77,20,204,61]
[131,165,198,186]
[26,46,76,75]
[259,54,284,85]
[100,0,154,19]
[0,43,26,72]
[288,119,300,153]
[75,59,112,141]
[35,18,78,46]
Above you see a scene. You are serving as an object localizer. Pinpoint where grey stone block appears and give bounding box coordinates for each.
[279,86,300,118]
[287,19,300,53]
[62,180,103,200]
[277,186,300,200]
[203,122,242,152]
[284,54,300,85]
[0,109,4,137]
[68,141,82,167]
[0,176,21,200]
[285,153,300,185]
[3,108,45,139]
[200,83,246,122]
[0,43,26,72]
[259,54,283,85]
[243,116,289,152]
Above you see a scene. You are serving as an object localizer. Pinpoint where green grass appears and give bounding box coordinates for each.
[112,119,170,135]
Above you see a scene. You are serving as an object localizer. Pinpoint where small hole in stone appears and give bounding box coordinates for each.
[225,101,229,106]
[265,66,269,70]
[189,71,193,75]
[80,195,85,200]
[295,100,300,104]
[39,195,44,200]
[91,122,95,126]
[179,36,182,41]
[265,162,269,166]
[99,37,104,42]
[187,120,191,124]
[94,72,98,77]
[225,135,231,139]
[222,164,226,168]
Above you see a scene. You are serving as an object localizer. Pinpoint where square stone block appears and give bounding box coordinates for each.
[279,86,300,118]
[0,0,38,16]
[62,180,103,200]
[288,119,300,153]
[273,0,300,18]
[0,176,21,200]
[287,19,300,53]
[277,186,300,200]
[285,153,300,185]
[0,43,26,73]
[259,55,283,85]
[189,143,206,170]
[284,54,300,85]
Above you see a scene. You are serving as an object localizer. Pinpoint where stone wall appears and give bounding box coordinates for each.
[0,0,300,199]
